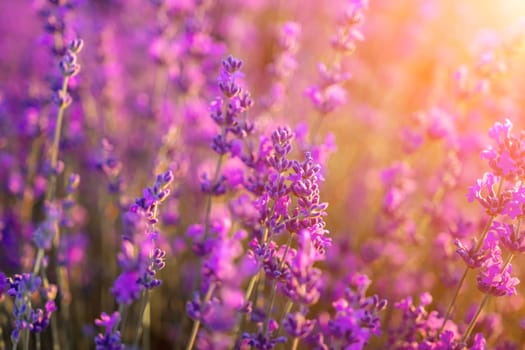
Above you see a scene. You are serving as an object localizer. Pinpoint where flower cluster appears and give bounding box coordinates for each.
[6,274,57,346]
[305,0,368,115]
[94,312,124,350]
[111,170,173,304]
[3,2,525,349]
[309,273,387,349]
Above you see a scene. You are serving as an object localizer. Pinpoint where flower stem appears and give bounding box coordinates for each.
[32,249,45,276]
[232,273,260,342]
[461,253,514,343]
[291,337,299,350]
[438,215,495,335]
[461,294,489,343]
[186,283,216,350]
[22,328,29,350]
[263,282,278,335]
[46,76,70,201]
[35,334,41,350]
[263,233,294,334]
[133,290,150,350]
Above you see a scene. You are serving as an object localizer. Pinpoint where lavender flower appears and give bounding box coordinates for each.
[7,273,57,346]
[94,312,124,350]
[111,170,173,304]
[481,119,525,180]
[476,253,519,297]
[32,202,61,250]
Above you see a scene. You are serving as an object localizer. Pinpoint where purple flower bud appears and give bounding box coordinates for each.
[211,134,231,155]
[283,312,315,338]
[69,38,84,54]
[222,55,243,74]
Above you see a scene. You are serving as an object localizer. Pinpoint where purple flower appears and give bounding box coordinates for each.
[305,84,347,115]
[282,312,315,339]
[481,119,525,180]
[111,271,142,305]
[31,300,57,333]
[467,173,512,216]
[95,312,124,350]
[313,273,387,349]
[241,324,287,350]
[454,238,489,269]
[477,254,519,297]
[388,293,459,348]
[491,221,525,253]
[281,230,322,305]
[7,273,56,345]
[32,202,61,250]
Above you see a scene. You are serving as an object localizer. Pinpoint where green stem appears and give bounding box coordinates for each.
[35,334,40,350]
[133,291,150,350]
[41,268,60,350]
[143,300,151,350]
[115,303,127,334]
[263,282,278,334]
[437,215,495,335]
[438,266,468,335]
[32,249,45,276]
[46,76,70,201]
[282,300,293,319]
[291,337,299,350]
[186,283,216,350]
[461,294,490,344]
[0,323,5,350]
[263,233,294,334]
[232,273,260,342]
[22,329,29,350]
[461,253,514,343]
[438,176,504,335]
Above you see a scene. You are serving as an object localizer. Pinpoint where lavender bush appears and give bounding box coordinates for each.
[1,0,525,349]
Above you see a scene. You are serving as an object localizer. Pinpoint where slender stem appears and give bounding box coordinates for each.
[291,337,299,350]
[185,283,216,350]
[263,233,294,334]
[133,291,150,350]
[279,234,294,270]
[201,115,228,241]
[461,253,514,343]
[438,266,468,335]
[115,303,127,334]
[438,179,501,336]
[277,301,295,338]
[282,300,293,319]
[32,249,45,275]
[244,274,259,304]
[35,334,41,350]
[46,76,70,201]
[232,273,260,342]
[263,282,278,334]
[142,300,151,350]
[461,294,490,343]
[22,329,29,350]
[41,268,60,350]
[0,323,5,350]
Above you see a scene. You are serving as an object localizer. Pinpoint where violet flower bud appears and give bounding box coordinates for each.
[222,55,243,73]
[69,38,84,54]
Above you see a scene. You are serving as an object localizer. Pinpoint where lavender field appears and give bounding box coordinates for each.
[2,0,525,349]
